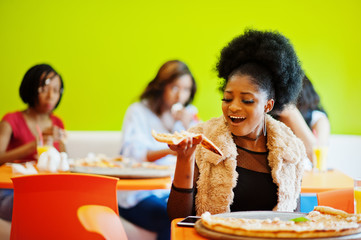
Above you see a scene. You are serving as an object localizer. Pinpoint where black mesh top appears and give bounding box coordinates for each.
[230,166,278,211]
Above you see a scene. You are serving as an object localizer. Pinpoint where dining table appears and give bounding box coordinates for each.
[0,164,172,190]
[171,218,206,240]
[299,169,354,213]
[171,169,355,240]
[301,169,354,193]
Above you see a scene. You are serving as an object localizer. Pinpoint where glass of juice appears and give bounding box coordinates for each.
[37,145,50,157]
[37,136,53,157]
[354,178,361,214]
[312,145,328,172]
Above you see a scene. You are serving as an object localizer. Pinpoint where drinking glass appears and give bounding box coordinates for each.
[37,145,50,157]
[354,178,361,214]
[312,145,328,172]
[37,136,53,157]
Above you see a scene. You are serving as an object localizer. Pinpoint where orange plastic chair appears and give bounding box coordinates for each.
[10,173,119,240]
[78,204,128,240]
[317,188,354,213]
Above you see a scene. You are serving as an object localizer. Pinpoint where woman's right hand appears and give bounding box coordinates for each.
[168,135,203,161]
[169,135,202,189]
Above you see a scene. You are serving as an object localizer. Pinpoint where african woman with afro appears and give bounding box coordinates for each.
[167,29,308,219]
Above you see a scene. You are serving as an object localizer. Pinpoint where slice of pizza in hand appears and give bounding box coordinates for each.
[151,130,224,156]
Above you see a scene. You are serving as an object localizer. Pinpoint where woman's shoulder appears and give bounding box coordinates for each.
[126,101,149,111]
[125,101,154,117]
[2,111,23,123]
[310,110,328,127]
[50,114,65,129]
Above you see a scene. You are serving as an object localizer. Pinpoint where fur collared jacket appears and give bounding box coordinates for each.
[188,114,306,216]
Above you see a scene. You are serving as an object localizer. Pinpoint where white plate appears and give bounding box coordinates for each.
[70,166,174,179]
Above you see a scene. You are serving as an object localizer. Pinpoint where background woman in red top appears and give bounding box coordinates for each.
[0,63,65,221]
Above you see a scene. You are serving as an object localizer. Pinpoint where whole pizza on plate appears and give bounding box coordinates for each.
[197,206,361,239]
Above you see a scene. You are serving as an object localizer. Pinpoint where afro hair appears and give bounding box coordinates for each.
[216,29,304,112]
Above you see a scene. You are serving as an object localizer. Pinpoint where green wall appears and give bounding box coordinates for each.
[1,0,360,134]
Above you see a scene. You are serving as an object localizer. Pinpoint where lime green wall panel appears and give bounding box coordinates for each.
[1,0,360,134]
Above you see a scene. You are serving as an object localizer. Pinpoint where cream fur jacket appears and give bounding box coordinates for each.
[188,114,306,215]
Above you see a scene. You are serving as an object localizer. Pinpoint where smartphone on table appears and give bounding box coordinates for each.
[176,216,201,227]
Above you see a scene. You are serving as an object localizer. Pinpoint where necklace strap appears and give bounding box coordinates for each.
[236,144,268,155]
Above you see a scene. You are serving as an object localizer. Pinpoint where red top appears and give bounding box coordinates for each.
[2,111,65,161]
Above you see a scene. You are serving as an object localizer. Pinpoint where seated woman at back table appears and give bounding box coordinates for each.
[167,29,307,220]
[0,64,66,221]
[273,75,330,167]
[118,60,199,240]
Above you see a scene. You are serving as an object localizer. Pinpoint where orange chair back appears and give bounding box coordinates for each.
[10,173,119,240]
[317,188,354,213]
[78,205,128,240]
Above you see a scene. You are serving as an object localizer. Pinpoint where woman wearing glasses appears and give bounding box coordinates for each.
[118,60,199,240]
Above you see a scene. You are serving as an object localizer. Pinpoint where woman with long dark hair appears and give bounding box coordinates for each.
[118,60,199,240]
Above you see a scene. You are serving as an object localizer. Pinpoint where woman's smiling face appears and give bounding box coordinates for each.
[222,74,273,139]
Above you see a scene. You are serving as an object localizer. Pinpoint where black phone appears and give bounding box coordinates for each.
[176,216,201,227]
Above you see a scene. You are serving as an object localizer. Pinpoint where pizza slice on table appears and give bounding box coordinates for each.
[151,130,224,157]
[198,206,361,239]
